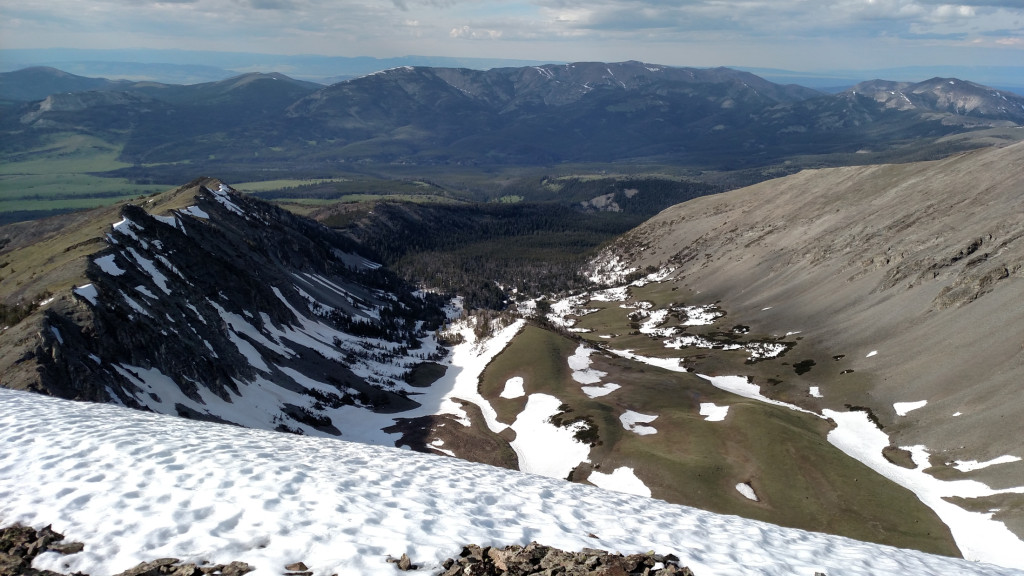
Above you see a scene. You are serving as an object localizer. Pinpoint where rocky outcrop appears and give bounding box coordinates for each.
[1,178,448,437]
[434,543,695,576]
[0,524,254,576]
[111,558,253,576]
[2,525,694,576]
[0,524,84,576]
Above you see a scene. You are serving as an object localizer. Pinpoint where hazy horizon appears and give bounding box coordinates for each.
[2,1,1021,74]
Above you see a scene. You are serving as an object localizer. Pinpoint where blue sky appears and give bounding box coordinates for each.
[1,0,1022,72]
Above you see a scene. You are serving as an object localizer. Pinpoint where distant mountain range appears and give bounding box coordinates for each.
[4,48,1024,94]
[3,62,1022,174]
[0,48,555,84]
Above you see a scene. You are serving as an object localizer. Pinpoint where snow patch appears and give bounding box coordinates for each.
[698,374,822,418]
[510,393,591,479]
[211,183,245,216]
[568,344,607,384]
[94,254,126,276]
[735,483,759,502]
[619,411,658,435]
[954,455,1022,473]
[581,383,621,398]
[590,286,629,302]
[894,400,927,416]
[588,467,651,498]
[73,284,98,305]
[745,341,788,360]
[680,305,723,326]
[181,205,209,219]
[125,248,171,295]
[608,349,687,373]
[824,408,1024,568]
[152,214,178,229]
[135,285,158,300]
[500,376,525,399]
[699,402,729,422]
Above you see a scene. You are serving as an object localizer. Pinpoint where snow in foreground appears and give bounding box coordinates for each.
[2,390,1022,576]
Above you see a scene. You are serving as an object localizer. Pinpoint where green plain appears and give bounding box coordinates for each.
[0,133,164,213]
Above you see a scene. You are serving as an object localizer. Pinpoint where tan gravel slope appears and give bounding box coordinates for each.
[612,141,1024,522]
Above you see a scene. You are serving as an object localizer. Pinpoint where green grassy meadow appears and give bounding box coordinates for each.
[0,133,165,215]
[475,307,960,557]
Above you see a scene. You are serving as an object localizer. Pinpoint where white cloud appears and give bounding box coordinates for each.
[450,25,504,39]
[0,0,1021,71]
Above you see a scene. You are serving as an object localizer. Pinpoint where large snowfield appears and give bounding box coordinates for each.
[2,388,1023,576]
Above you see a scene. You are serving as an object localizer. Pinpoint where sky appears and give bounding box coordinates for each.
[1,0,1023,72]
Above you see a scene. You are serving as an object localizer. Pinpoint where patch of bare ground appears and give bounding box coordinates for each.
[384,402,519,470]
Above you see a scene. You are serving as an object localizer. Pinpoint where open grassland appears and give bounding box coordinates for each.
[0,179,198,307]
[229,178,350,192]
[478,323,959,557]
[0,133,164,215]
[0,203,122,306]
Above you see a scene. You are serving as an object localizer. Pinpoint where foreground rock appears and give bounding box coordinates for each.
[2,524,694,576]
[0,524,83,576]
[434,542,695,576]
[0,524,252,576]
[111,558,253,576]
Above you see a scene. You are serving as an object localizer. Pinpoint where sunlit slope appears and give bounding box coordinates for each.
[601,141,1024,534]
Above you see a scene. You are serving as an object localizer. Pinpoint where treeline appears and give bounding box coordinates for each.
[322,176,723,310]
[494,176,720,215]
[332,202,645,310]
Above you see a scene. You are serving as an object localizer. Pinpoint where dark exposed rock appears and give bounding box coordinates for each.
[3,178,448,436]
[0,524,86,576]
[387,553,418,571]
[0,524,253,576]
[432,542,695,576]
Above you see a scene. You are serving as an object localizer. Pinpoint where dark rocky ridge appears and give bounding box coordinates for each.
[0,178,448,435]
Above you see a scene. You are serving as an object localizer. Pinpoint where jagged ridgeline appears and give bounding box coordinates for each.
[0,178,448,434]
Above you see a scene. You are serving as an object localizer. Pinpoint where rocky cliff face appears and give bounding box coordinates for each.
[0,178,448,436]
